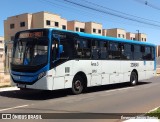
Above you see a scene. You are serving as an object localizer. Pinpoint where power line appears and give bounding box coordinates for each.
[134,0,160,11]
[82,0,160,24]
[61,0,160,28]
[40,0,160,29]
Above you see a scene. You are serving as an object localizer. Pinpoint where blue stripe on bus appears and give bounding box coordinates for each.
[11,64,49,83]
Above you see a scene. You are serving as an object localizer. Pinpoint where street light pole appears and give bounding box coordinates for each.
[136,30,140,41]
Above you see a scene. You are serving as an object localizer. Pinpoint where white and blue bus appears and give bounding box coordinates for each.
[10,28,156,94]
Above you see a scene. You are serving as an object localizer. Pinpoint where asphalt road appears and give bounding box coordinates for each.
[0,76,160,122]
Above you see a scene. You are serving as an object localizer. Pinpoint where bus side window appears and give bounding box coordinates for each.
[75,39,83,58]
[75,38,91,59]
[91,40,99,59]
[100,41,108,59]
[143,46,152,60]
[151,47,155,60]
[121,44,133,60]
[108,42,121,59]
[134,45,142,60]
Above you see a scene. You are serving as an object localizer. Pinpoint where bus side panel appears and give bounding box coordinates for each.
[72,60,92,87]
[137,61,146,81]
[52,61,73,90]
[102,61,123,84]
[120,61,133,83]
[145,61,156,79]
[26,70,53,90]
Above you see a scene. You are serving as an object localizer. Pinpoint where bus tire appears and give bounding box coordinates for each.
[72,75,84,95]
[130,72,138,86]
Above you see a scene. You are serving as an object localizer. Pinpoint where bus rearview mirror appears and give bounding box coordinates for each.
[59,45,63,54]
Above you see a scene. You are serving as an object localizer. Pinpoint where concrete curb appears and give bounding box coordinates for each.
[123,107,160,122]
[0,86,19,92]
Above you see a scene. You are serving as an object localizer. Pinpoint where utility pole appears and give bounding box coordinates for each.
[136,30,140,41]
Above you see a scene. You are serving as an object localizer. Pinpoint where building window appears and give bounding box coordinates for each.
[0,41,2,43]
[118,34,121,37]
[11,36,15,40]
[10,24,15,29]
[76,27,79,32]
[80,28,85,32]
[46,20,50,25]
[122,34,125,38]
[0,48,3,51]
[93,28,96,33]
[144,38,146,41]
[98,29,101,34]
[55,22,59,27]
[20,22,25,27]
[62,25,66,30]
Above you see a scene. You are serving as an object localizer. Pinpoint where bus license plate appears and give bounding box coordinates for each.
[17,84,26,88]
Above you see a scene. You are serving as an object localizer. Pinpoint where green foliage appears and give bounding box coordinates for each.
[146,108,160,119]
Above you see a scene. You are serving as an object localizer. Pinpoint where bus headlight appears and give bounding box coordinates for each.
[38,72,46,80]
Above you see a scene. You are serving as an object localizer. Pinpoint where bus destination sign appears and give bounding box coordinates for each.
[19,31,43,38]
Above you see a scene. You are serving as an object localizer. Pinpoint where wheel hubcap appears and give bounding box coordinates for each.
[75,80,81,91]
[132,75,136,85]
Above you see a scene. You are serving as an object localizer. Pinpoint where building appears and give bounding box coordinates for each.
[4,11,67,41]
[4,13,32,41]
[0,37,4,64]
[135,33,147,42]
[85,22,102,35]
[126,32,136,40]
[157,45,160,57]
[102,29,107,36]
[107,28,126,39]
[32,12,67,30]
[67,20,85,32]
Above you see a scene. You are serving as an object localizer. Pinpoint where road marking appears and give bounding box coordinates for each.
[0,105,28,112]
[105,87,134,93]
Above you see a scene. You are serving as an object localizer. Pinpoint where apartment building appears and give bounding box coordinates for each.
[67,20,85,32]
[107,28,126,39]
[85,22,102,35]
[102,29,107,36]
[0,37,4,71]
[126,32,136,40]
[4,11,67,41]
[4,13,32,41]
[32,12,67,29]
[157,45,160,57]
[135,33,147,42]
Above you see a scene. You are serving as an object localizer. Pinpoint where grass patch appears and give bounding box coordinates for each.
[146,107,160,119]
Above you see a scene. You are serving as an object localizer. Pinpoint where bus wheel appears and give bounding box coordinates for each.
[130,72,138,86]
[72,76,84,95]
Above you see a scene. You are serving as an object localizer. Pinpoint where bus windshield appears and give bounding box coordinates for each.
[12,38,48,66]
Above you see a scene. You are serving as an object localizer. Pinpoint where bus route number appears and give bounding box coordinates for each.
[91,62,99,66]
[131,63,139,67]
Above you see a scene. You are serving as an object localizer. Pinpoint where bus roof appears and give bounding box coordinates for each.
[50,28,155,47]
[17,28,156,47]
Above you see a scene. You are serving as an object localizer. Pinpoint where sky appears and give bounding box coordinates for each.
[0,0,160,45]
